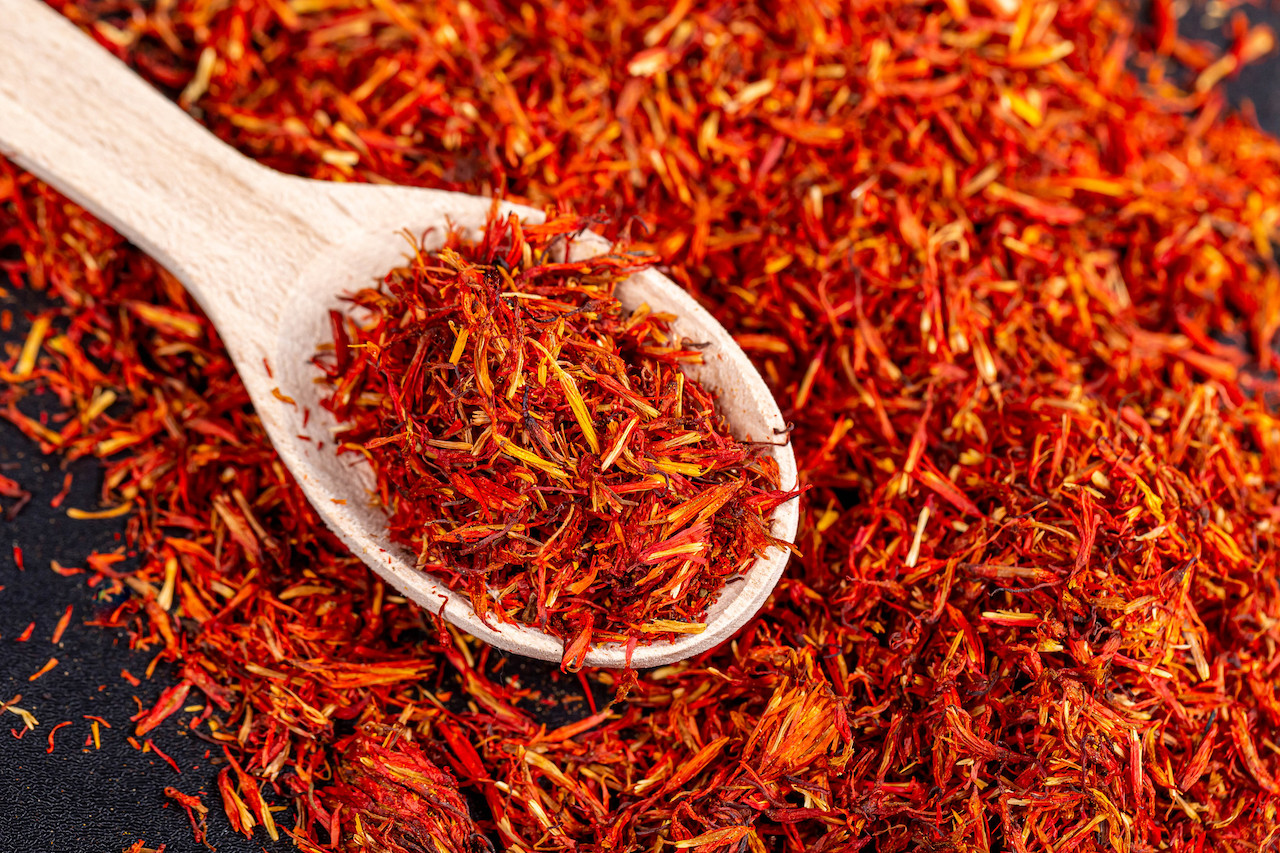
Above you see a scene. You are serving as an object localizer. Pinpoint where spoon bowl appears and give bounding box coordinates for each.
[0,0,799,667]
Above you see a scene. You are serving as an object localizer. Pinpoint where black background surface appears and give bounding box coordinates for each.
[1,4,1277,852]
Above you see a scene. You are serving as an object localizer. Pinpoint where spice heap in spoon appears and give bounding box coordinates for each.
[316,211,796,668]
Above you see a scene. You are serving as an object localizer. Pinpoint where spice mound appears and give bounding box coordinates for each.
[316,212,793,666]
[324,723,484,853]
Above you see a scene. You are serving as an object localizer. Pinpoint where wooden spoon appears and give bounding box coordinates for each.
[0,0,799,668]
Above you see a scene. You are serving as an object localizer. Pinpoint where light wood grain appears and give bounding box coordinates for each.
[0,0,799,667]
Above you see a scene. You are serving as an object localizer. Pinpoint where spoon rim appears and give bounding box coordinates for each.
[266,206,799,669]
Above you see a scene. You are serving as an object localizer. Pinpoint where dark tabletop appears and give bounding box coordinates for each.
[2,5,1278,852]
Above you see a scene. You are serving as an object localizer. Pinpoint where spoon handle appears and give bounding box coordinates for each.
[0,0,319,327]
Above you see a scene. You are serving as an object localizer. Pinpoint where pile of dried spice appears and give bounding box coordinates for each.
[316,211,790,664]
[324,723,485,853]
[5,0,1280,850]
